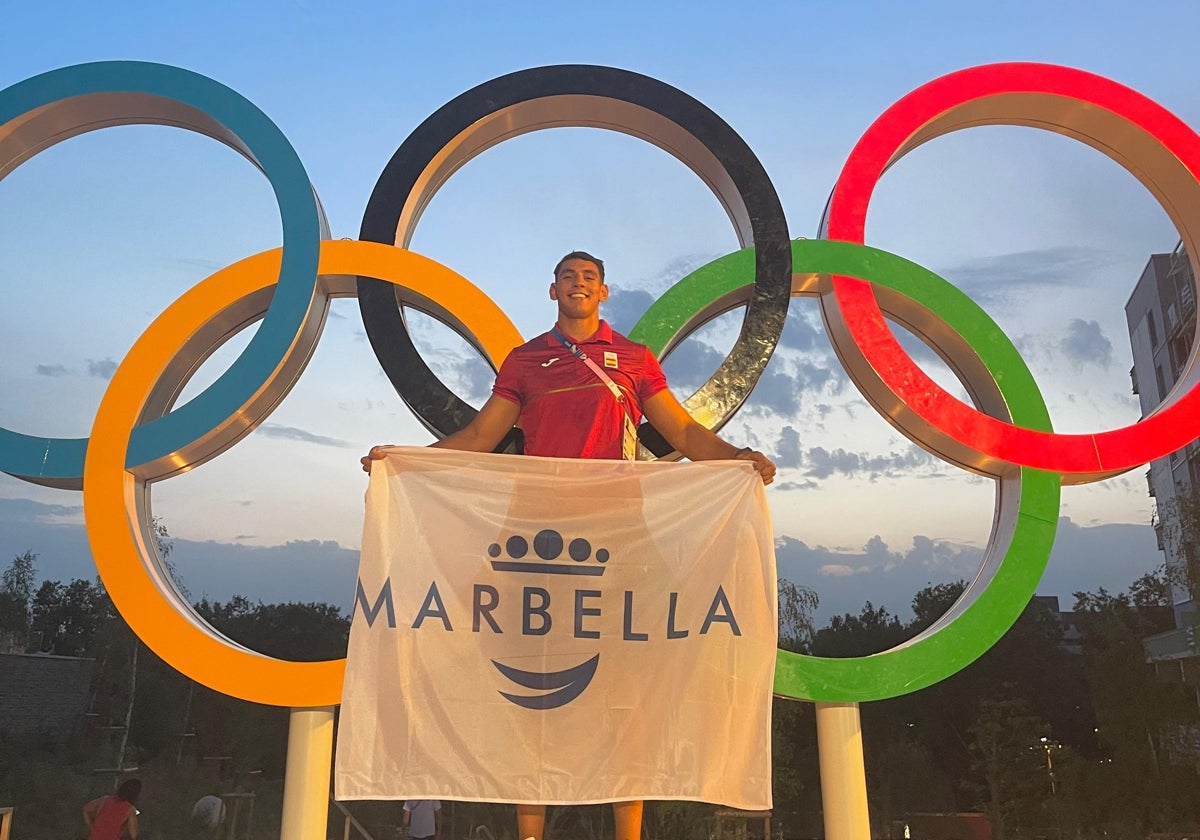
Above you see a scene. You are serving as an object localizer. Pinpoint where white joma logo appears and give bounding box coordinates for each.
[541,358,560,367]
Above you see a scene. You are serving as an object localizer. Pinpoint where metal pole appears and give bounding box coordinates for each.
[815,702,871,840]
[280,706,335,840]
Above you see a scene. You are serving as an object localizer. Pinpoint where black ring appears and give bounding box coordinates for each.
[358,65,791,456]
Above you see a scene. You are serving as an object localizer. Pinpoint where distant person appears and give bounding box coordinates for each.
[403,799,442,840]
[191,794,226,832]
[83,777,141,840]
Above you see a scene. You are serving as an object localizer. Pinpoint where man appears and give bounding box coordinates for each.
[364,250,776,840]
[403,799,441,840]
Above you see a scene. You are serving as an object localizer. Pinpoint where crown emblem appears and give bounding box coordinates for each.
[488,529,609,576]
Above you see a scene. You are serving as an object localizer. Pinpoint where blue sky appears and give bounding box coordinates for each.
[1,1,1195,622]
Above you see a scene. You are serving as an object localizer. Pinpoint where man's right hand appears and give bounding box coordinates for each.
[360,445,390,474]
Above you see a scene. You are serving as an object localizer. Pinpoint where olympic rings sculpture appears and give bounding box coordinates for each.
[0,60,1193,707]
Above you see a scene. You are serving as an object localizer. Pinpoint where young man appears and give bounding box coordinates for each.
[402,799,441,840]
[363,250,776,840]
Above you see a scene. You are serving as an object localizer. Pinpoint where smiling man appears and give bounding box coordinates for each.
[421,251,777,477]
[363,250,775,840]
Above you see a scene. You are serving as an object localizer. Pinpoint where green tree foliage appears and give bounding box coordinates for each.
[967,694,1053,840]
[30,576,110,655]
[0,549,37,636]
[778,578,819,654]
[196,596,350,661]
[772,579,821,832]
[1070,585,1198,833]
[812,602,906,657]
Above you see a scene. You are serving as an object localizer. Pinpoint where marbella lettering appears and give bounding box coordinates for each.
[354,578,742,640]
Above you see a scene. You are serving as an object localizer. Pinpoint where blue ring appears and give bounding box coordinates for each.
[0,61,321,484]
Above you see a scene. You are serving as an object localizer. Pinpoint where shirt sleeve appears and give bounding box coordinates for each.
[491,353,522,405]
[638,346,670,403]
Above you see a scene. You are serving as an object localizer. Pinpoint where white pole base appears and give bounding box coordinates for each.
[815,701,871,840]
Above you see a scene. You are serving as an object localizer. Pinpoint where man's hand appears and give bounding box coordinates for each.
[360,445,391,474]
[735,448,776,486]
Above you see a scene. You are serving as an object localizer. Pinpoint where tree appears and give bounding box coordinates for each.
[0,550,37,637]
[1070,585,1198,832]
[909,579,966,633]
[1130,563,1174,609]
[812,602,906,657]
[772,579,821,831]
[967,693,1053,840]
[1149,482,1200,603]
[30,577,108,655]
[778,578,819,654]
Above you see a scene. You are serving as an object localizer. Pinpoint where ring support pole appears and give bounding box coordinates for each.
[815,702,871,840]
[280,706,335,840]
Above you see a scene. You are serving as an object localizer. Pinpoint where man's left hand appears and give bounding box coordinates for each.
[735,449,776,485]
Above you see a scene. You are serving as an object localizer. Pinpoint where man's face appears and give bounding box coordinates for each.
[550,258,608,319]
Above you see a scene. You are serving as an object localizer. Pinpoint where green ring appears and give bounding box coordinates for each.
[629,239,1060,702]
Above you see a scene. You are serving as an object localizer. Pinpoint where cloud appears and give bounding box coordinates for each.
[0,497,81,523]
[820,563,871,578]
[0,498,1163,628]
[35,364,69,377]
[257,424,352,448]
[171,256,222,271]
[779,304,823,352]
[748,368,803,416]
[86,358,118,380]
[775,479,818,491]
[937,246,1122,307]
[661,340,727,392]
[803,445,937,481]
[603,286,656,335]
[773,515,1164,625]
[1060,318,1113,370]
[636,253,722,292]
[406,326,497,405]
[775,426,803,469]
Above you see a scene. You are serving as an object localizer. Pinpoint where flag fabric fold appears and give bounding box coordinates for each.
[335,447,777,808]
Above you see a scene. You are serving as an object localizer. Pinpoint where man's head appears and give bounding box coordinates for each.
[117,778,142,804]
[553,250,604,281]
[550,251,608,320]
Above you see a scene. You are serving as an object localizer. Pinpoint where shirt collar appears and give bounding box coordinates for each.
[545,320,613,347]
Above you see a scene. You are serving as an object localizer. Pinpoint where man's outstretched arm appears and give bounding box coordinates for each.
[361,395,521,472]
[642,390,776,484]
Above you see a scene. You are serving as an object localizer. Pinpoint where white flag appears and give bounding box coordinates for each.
[335,447,777,809]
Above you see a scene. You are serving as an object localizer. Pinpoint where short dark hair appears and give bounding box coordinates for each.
[116,778,142,804]
[554,251,604,280]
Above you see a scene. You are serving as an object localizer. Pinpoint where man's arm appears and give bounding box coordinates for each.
[430,396,521,452]
[361,396,521,472]
[641,390,776,484]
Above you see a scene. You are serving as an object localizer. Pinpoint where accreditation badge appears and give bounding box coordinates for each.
[622,413,638,461]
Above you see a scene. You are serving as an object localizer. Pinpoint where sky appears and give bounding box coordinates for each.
[1,0,1195,624]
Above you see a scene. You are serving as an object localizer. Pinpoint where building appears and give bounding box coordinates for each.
[1125,242,1200,703]
[1125,241,1198,625]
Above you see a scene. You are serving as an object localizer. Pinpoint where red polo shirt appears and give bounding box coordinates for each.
[492,321,669,459]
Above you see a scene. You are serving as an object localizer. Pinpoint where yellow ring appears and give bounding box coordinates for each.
[83,239,523,707]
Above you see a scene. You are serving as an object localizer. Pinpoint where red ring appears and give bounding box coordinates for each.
[824,63,1200,480]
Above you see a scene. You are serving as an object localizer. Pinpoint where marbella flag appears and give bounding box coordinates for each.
[334,447,778,809]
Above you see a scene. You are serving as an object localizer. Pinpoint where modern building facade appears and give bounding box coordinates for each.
[1125,241,1200,668]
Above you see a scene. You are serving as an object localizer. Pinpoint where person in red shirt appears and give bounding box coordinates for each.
[83,777,140,840]
[363,251,776,840]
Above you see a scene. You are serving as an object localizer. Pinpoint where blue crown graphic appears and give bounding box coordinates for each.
[488,529,609,576]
